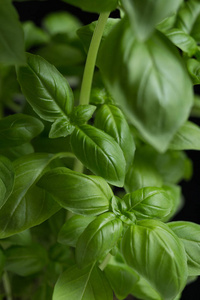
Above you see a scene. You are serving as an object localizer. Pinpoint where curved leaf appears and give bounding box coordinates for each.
[70,125,126,187]
[53,264,113,300]
[0,153,61,238]
[61,0,118,13]
[38,167,113,215]
[98,19,193,152]
[0,156,14,208]
[76,212,123,268]
[94,104,135,168]
[122,220,188,300]
[0,114,44,149]
[168,221,200,276]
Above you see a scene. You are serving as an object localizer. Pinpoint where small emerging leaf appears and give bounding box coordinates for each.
[49,117,75,138]
[70,105,96,125]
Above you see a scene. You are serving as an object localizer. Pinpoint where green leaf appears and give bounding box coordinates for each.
[76,212,123,268]
[131,275,162,300]
[16,53,74,133]
[169,121,200,150]
[122,187,173,221]
[23,21,49,50]
[0,142,34,161]
[163,28,198,57]
[5,244,48,276]
[38,167,113,215]
[104,257,139,300]
[162,184,182,221]
[168,221,200,276]
[61,0,118,13]
[98,19,193,152]
[49,117,75,139]
[191,14,200,43]
[0,153,61,238]
[0,0,26,65]
[0,114,44,149]
[122,220,188,300]
[1,229,32,246]
[0,156,14,208]
[0,248,5,278]
[122,0,183,40]
[94,104,135,169]
[70,105,96,125]
[187,58,200,85]
[70,125,126,187]
[58,215,96,247]
[53,264,113,300]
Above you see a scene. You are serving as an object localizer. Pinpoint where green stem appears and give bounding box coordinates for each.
[79,11,110,106]
[2,271,12,300]
[74,11,110,173]
[99,253,112,271]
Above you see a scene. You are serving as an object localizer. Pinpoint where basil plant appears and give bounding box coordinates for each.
[0,0,200,299]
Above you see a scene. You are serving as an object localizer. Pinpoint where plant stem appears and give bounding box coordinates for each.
[99,253,112,271]
[74,11,110,173]
[2,271,12,300]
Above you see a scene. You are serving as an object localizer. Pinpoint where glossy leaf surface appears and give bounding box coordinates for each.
[122,0,183,40]
[123,187,173,221]
[53,264,113,300]
[38,167,113,215]
[0,156,15,208]
[17,53,74,122]
[76,212,123,268]
[122,220,188,300]
[0,0,26,65]
[0,153,61,238]
[70,125,126,187]
[168,221,200,276]
[98,19,193,152]
[61,0,118,13]
[94,104,135,168]
[58,215,96,247]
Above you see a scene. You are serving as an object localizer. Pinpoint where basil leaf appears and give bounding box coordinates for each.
[5,244,48,276]
[187,58,200,85]
[70,105,96,125]
[0,156,14,208]
[162,184,182,221]
[76,212,123,268]
[53,264,113,300]
[61,0,118,13]
[104,257,139,300]
[131,275,162,300]
[2,229,32,246]
[0,153,61,238]
[122,220,188,300]
[49,117,75,138]
[0,114,44,148]
[191,14,200,43]
[94,104,135,169]
[58,215,96,247]
[98,19,193,152]
[0,143,34,161]
[0,0,26,65]
[122,0,183,40]
[17,53,74,137]
[168,221,200,276]
[169,121,200,150]
[23,21,49,50]
[122,187,173,221]
[38,167,113,215]
[70,125,126,187]
[0,248,5,278]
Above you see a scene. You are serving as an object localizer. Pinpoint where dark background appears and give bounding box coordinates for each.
[13,1,200,299]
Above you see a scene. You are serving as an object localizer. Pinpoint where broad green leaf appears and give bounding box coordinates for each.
[23,21,49,50]
[1,229,32,246]
[0,0,26,65]
[70,105,96,125]
[5,244,48,276]
[187,59,200,85]
[53,264,113,300]
[0,153,61,238]
[162,185,182,221]
[122,220,188,300]
[168,221,200,276]
[169,121,200,150]
[58,215,96,247]
[0,156,14,208]
[104,257,139,300]
[16,53,74,131]
[71,125,126,187]
[98,19,193,152]
[94,104,135,169]
[0,114,44,149]
[122,187,173,221]
[76,212,123,268]
[61,0,118,13]
[131,275,162,300]
[156,14,177,32]
[164,28,198,57]
[0,142,34,161]
[191,14,200,43]
[38,167,113,215]
[122,0,183,40]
